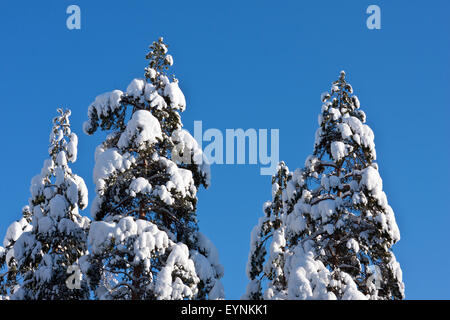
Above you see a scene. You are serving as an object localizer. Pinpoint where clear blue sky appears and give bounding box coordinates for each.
[1,0,449,299]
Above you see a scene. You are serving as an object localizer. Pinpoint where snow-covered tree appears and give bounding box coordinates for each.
[0,252,4,299]
[11,109,90,300]
[244,71,404,300]
[83,38,224,300]
[0,206,32,299]
[243,162,290,300]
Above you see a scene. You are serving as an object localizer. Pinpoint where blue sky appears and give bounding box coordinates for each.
[1,0,449,299]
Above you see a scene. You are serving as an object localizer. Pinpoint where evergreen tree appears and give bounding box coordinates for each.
[244,71,404,300]
[0,251,4,299]
[243,162,291,300]
[11,109,90,299]
[0,206,32,299]
[83,38,224,300]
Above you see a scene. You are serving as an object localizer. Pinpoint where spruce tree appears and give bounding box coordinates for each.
[0,206,32,299]
[11,109,90,299]
[244,71,404,300]
[83,38,224,300]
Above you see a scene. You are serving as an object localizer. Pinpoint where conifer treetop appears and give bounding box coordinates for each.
[10,108,90,300]
[244,72,404,300]
[314,70,375,166]
[82,38,223,300]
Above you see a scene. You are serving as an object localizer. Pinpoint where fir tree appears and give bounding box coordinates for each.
[83,38,224,300]
[12,109,90,300]
[0,206,32,299]
[244,71,404,300]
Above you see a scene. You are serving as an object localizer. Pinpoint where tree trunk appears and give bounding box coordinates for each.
[131,201,147,300]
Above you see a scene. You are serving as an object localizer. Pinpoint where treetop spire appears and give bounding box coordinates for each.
[244,72,404,300]
[145,37,174,85]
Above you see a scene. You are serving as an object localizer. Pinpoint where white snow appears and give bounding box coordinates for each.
[67,133,78,162]
[88,90,123,118]
[30,174,45,199]
[324,224,335,235]
[384,205,401,242]
[49,194,68,219]
[153,243,198,300]
[126,78,146,98]
[329,108,341,121]
[196,232,224,279]
[340,272,367,300]
[158,157,197,199]
[360,166,382,193]
[353,95,360,108]
[129,177,152,197]
[244,72,403,301]
[330,141,347,162]
[71,174,89,209]
[311,199,336,223]
[57,218,78,235]
[165,54,174,66]
[338,123,353,140]
[37,216,54,234]
[190,251,215,282]
[269,229,286,257]
[154,185,174,205]
[9,107,91,299]
[342,116,376,158]
[146,68,157,80]
[285,246,336,300]
[162,77,186,111]
[88,216,170,257]
[286,203,307,236]
[171,129,211,186]
[163,80,186,111]
[329,175,340,188]
[88,221,116,255]
[118,110,162,150]
[93,146,134,195]
[3,218,31,248]
[321,92,330,102]
[83,90,124,134]
[346,238,360,253]
[321,175,330,191]
[171,129,203,165]
[126,79,167,109]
